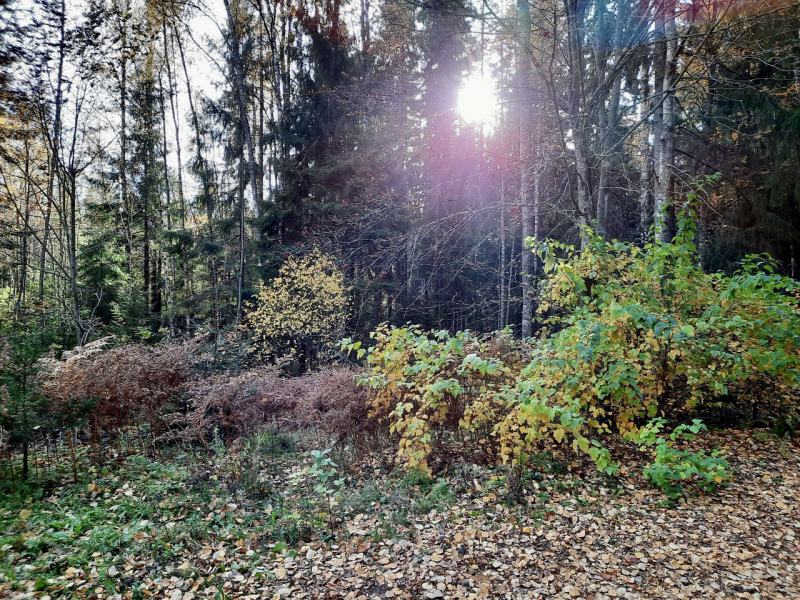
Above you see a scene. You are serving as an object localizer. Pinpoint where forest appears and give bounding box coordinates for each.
[0,0,799,598]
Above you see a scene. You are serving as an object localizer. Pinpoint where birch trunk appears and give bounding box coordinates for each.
[654,0,677,243]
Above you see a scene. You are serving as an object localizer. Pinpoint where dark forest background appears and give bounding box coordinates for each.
[0,0,798,348]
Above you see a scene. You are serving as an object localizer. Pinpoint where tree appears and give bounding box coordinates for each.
[222,0,259,323]
[517,0,534,337]
[0,333,51,480]
[247,249,349,368]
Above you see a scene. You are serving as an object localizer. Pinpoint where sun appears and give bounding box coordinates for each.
[457,72,498,127]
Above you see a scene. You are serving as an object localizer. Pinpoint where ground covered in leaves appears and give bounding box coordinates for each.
[1,429,798,600]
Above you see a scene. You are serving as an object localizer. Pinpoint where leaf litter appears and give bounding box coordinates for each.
[0,430,798,599]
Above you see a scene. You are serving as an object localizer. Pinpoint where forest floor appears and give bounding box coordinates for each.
[1,429,798,600]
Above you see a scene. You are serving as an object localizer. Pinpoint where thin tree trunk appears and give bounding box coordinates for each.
[518,0,533,338]
[237,125,246,326]
[118,0,132,275]
[16,133,32,326]
[533,165,540,283]
[565,0,592,248]
[40,0,66,328]
[68,170,81,344]
[162,19,190,331]
[257,22,265,209]
[143,139,151,310]
[175,24,216,330]
[158,74,176,337]
[654,0,677,242]
[637,62,652,237]
[499,178,506,329]
[597,10,626,237]
[223,0,258,323]
[360,0,371,52]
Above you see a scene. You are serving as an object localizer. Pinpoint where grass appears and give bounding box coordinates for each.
[0,436,578,597]
[0,443,301,596]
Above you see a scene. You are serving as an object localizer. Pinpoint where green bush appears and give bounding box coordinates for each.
[628,418,731,498]
[351,193,800,480]
[525,200,800,431]
[493,200,800,468]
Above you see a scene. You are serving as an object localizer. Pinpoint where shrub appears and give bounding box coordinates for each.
[287,367,373,445]
[519,203,800,436]
[353,201,800,477]
[172,366,369,446]
[172,366,281,444]
[0,333,53,479]
[290,448,346,530]
[345,327,529,473]
[247,249,349,366]
[43,341,192,445]
[627,418,731,498]
[494,204,800,471]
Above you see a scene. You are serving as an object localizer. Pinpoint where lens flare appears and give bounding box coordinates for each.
[457,72,498,127]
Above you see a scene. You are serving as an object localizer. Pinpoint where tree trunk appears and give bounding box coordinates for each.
[40,0,66,328]
[118,0,132,275]
[68,170,81,344]
[175,24,216,329]
[223,0,259,323]
[22,441,28,481]
[637,62,652,237]
[16,134,31,326]
[162,19,190,331]
[597,11,626,237]
[654,0,677,243]
[518,0,533,338]
[158,74,176,337]
[565,0,592,248]
[237,124,246,324]
[360,0,371,52]
[499,178,507,329]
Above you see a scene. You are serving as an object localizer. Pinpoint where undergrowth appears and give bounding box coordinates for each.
[0,429,621,597]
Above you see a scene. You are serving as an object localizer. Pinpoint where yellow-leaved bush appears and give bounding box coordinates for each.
[347,204,800,477]
[346,326,612,475]
[248,249,349,360]
[345,326,528,473]
[524,207,800,437]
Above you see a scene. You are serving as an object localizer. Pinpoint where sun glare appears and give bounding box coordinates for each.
[457,72,498,127]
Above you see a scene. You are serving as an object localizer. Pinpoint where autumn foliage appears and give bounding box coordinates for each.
[348,327,529,473]
[247,249,349,362]
[170,366,369,446]
[352,209,800,481]
[42,340,192,441]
